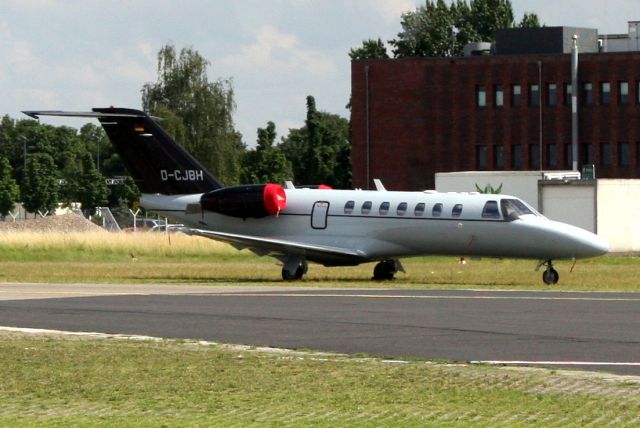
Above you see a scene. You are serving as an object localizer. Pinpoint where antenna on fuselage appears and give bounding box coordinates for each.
[373,179,386,191]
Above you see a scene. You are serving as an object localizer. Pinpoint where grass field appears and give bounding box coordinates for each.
[1,230,639,426]
[1,332,639,427]
[0,230,638,290]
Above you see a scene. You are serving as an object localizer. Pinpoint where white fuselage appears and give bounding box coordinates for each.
[141,189,609,265]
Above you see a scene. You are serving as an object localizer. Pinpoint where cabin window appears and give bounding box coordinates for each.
[379,202,390,215]
[482,200,501,219]
[361,201,372,214]
[344,200,355,214]
[432,203,443,217]
[414,203,426,216]
[452,204,463,217]
[397,202,408,216]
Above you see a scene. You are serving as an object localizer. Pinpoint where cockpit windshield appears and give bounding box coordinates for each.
[500,198,536,221]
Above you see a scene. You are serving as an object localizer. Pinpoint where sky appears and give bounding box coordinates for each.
[1,0,638,146]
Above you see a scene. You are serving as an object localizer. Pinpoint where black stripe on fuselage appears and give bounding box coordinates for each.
[161,210,508,223]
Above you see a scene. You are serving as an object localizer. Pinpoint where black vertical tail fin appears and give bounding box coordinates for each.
[23,107,223,194]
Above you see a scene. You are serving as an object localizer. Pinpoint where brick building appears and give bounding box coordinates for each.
[350,24,640,190]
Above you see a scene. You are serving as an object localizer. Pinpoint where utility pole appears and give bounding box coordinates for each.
[571,35,579,172]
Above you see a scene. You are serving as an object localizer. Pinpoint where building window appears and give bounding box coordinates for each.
[452,204,463,217]
[414,203,425,216]
[583,82,593,106]
[494,145,504,170]
[396,202,408,216]
[476,145,488,169]
[511,84,521,107]
[600,143,611,167]
[601,82,611,105]
[564,83,572,106]
[619,143,629,167]
[432,203,443,217]
[511,144,522,169]
[546,144,557,169]
[529,144,540,169]
[494,84,504,107]
[476,85,486,107]
[547,83,557,106]
[529,84,540,106]
[564,144,572,168]
[584,143,593,165]
[361,201,372,214]
[619,81,629,105]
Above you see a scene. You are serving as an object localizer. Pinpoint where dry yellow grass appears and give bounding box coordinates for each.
[0,230,638,289]
[0,230,238,258]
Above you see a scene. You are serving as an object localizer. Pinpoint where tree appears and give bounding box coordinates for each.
[142,44,244,184]
[21,153,58,216]
[349,38,389,60]
[108,176,140,208]
[468,0,515,42]
[280,96,351,189]
[391,0,455,57]
[0,157,19,217]
[388,0,541,57]
[519,12,541,28]
[75,152,109,214]
[240,122,293,184]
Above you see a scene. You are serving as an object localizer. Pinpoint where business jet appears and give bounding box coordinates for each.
[24,108,609,284]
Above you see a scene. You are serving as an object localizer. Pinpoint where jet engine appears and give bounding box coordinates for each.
[200,183,286,218]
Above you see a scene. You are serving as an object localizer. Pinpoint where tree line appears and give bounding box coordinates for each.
[0,45,351,218]
[349,0,541,60]
[1,0,542,218]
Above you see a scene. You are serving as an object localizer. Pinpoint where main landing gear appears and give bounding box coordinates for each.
[538,260,559,285]
[372,259,402,281]
[281,259,308,280]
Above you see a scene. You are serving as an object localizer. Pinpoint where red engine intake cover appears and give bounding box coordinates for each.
[263,183,287,215]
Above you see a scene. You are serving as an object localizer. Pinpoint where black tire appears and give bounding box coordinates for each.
[282,264,305,281]
[373,260,396,280]
[542,268,559,285]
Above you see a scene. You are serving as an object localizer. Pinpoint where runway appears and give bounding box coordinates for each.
[1,283,639,375]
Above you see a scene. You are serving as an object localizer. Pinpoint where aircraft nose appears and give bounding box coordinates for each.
[561,223,609,258]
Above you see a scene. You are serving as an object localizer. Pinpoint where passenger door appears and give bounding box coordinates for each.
[311,201,329,229]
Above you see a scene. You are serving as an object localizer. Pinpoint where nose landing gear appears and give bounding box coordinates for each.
[539,260,559,285]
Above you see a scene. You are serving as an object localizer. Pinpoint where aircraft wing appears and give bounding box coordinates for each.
[178,227,368,266]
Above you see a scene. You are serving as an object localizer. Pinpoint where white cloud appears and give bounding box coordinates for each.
[222,25,337,79]
[371,0,417,23]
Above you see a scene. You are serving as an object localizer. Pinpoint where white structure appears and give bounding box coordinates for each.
[436,171,640,252]
[599,21,640,52]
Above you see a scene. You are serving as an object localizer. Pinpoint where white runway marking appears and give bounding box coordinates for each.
[213,293,640,302]
[473,360,640,367]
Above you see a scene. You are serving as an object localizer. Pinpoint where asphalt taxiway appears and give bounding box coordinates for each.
[1,283,639,375]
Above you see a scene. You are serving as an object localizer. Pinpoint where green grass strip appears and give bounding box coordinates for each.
[0,333,639,427]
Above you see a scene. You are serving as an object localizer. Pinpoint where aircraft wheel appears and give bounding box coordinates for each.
[542,267,559,285]
[282,263,305,281]
[373,260,397,280]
